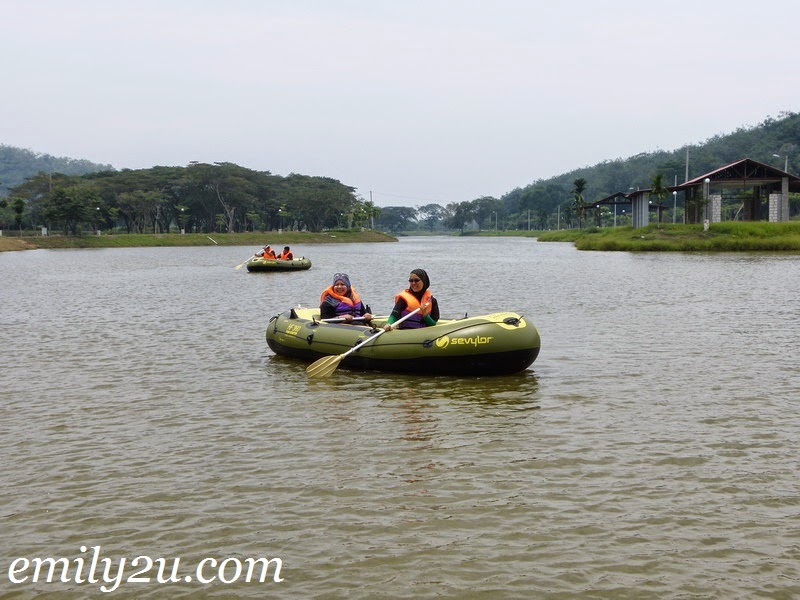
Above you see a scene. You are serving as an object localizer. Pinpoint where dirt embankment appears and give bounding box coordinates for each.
[0,237,38,252]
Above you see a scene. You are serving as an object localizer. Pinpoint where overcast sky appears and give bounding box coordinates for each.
[2,0,797,207]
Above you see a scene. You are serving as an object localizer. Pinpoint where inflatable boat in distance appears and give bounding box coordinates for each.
[246,257,312,272]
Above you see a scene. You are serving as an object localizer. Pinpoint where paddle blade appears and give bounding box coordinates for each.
[235,255,256,269]
[306,354,344,378]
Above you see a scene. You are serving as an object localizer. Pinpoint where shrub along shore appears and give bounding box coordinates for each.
[535,221,800,251]
[0,230,397,252]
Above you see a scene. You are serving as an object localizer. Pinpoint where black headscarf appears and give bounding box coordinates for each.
[408,268,430,299]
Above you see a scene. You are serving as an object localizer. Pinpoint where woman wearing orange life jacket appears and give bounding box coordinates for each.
[383,268,439,331]
[319,273,373,323]
[278,246,293,260]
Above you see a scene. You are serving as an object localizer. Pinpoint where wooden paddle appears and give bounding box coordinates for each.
[306,308,421,378]
[234,255,256,270]
[318,316,386,323]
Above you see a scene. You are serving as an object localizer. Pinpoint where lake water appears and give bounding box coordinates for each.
[1,236,799,598]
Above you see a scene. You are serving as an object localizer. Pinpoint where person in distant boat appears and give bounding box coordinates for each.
[320,273,373,323]
[383,268,439,331]
[257,244,277,259]
[278,246,293,260]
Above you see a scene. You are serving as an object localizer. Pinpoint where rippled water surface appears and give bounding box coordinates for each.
[1,237,799,599]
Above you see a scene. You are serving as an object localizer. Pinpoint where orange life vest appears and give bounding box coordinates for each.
[320,285,362,307]
[394,289,432,328]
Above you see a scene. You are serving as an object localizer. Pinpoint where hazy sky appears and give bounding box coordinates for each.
[2,0,798,207]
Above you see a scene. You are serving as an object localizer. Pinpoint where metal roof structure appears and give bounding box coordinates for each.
[585,158,796,226]
[673,157,800,193]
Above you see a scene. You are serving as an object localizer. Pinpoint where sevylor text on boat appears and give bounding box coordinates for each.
[266,307,541,375]
[246,257,312,272]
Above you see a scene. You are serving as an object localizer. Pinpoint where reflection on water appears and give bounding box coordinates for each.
[2,239,800,599]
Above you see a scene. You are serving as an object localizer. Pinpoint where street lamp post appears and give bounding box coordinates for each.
[773,153,789,172]
[672,190,677,224]
[613,203,617,227]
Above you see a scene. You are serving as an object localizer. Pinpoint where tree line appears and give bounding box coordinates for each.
[0,162,379,235]
[2,112,798,235]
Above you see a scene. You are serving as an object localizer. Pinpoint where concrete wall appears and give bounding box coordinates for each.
[632,194,649,228]
[769,193,783,222]
[708,194,722,223]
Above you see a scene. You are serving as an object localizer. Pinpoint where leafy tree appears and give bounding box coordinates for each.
[41,184,100,235]
[471,196,501,230]
[280,174,357,232]
[377,206,417,233]
[417,203,447,231]
[186,162,259,233]
[11,197,25,233]
[360,199,381,229]
[116,190,166,233]
[446,201,476,233]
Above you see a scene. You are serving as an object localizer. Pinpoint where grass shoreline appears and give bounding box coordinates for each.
[535,221,800,251]
[0,229,397,252]
[3,222,800,252]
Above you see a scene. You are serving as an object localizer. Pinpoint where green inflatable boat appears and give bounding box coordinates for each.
[266,307,541,375]
[246,257,312,272]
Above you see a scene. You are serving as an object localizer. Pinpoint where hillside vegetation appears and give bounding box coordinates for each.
[498,112,800,230]
[0,145,113,194]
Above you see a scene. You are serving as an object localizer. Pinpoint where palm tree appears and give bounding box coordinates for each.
[650,173,668,224]
[571,178,587,228]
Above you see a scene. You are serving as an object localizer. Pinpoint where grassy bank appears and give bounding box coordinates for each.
[0,229,396,252]
[6,223,800,252]
[536,221,800,251]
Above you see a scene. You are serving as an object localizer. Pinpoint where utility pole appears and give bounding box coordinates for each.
[685,148,689,182]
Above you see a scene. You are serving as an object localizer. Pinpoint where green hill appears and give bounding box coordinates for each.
[500,111,800,227]
[0,145,114,196]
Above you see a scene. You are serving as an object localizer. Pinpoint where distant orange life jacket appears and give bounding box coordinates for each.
[263,248,276,259]
[279,250,293,260]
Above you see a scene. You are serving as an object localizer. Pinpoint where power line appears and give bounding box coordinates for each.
[367,190,451,204]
